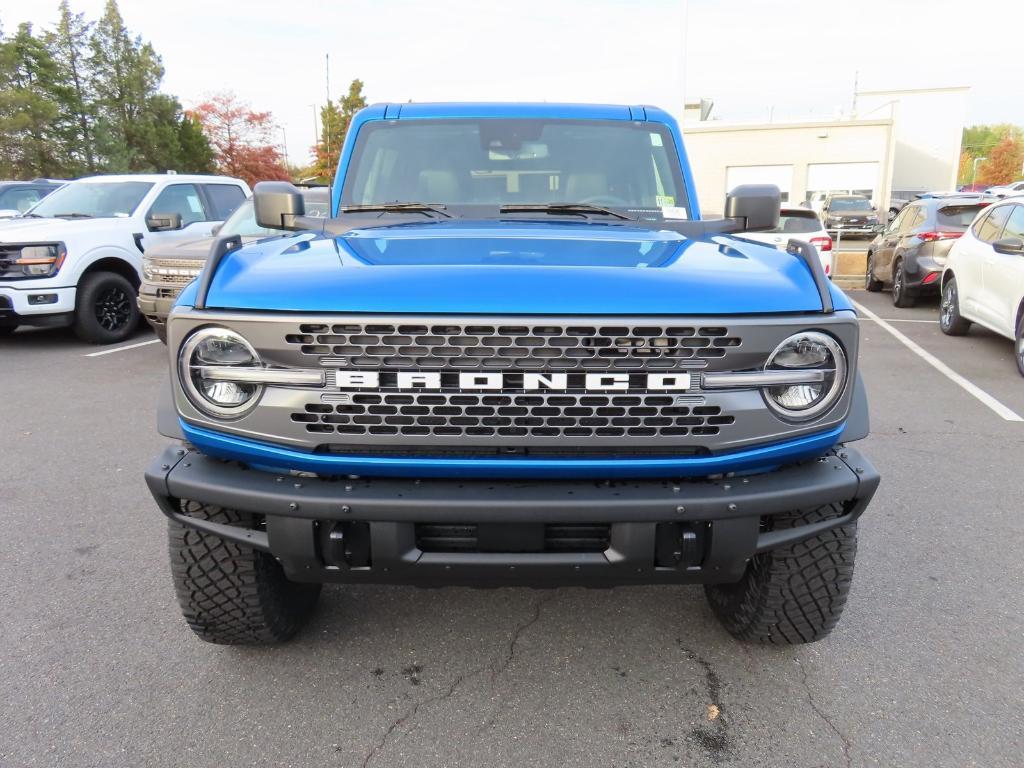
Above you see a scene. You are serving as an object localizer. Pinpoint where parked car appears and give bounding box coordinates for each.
[0,178,65,218]
[0,174,249,342]
[958,183,990,193]
[940,198,1024,376]
[145,102,879,647]
[139,188,328,341]
[985,181,1024,198]
[865,195,992,307]
[819,194,881,237]
[740,206,834,275]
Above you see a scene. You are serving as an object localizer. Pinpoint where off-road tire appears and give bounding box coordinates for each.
[73,271,140,344]
[891,258,916,307]
[865,253,883,292]
[168,501,321,644]
[704,504,857,644]
[939,278,971,336]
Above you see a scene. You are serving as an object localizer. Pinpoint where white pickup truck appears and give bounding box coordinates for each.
[0,174,250,343]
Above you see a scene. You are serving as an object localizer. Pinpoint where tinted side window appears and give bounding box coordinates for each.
[148,184,207,225]
[974,205,1011,243]
[898,206,921,232]
[1001,205,1024,241]
[887,206,909,232]
[203,184,246,220]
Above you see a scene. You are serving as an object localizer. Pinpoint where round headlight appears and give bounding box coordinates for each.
[763,332,846,420]
[179,327,262,418]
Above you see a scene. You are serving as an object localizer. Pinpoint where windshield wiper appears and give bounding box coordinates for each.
[53,212,94,219]
[340,202,451,218]
[500,203,631,221]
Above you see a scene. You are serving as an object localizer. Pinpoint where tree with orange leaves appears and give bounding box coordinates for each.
[190,92,290,187]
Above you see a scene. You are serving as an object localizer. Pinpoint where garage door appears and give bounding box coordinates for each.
[806,162,879,203]
[727,165,793,202]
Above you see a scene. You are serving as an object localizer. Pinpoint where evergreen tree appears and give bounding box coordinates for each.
[312,78,366,180]
[43,0,95,174]
[0,22,61,177]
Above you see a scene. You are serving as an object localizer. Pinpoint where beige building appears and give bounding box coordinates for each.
[682,87,968,216]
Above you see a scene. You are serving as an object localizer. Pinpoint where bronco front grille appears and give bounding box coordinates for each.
[291,392,735,439]
[285,322,742,370]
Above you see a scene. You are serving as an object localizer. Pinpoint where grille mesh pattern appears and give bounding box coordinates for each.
[285,322,742,370]
[290,393,735,439]
[146,258,204,287]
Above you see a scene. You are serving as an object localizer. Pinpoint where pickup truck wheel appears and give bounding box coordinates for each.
[73,271,140,344]
[168,501,321,644]
[864,253,883,292]
[704,504,857,644]
[939,278,971,336]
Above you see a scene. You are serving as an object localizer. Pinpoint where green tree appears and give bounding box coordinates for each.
[959,124,1024,184]
[89,0,166,170]
[43,0,96,174]
[312,78,366,180]
[176,111,215,173]
[0,22,62,177]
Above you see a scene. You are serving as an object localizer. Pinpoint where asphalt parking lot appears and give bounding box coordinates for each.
[2,290,1022,768]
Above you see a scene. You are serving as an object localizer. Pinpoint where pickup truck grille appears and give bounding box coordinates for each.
[285,322,742,370]
[291,392,735,439]
[146,258,204,288]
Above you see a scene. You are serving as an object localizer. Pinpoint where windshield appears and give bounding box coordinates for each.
[770,211,821,234]
[829,196,873,212]
[28,181,153,218]
[341,118,688,218]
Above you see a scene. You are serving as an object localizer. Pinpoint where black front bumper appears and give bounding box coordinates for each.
[146,445,879,587]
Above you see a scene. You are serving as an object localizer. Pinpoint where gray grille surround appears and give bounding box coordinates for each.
[168,310,860,455]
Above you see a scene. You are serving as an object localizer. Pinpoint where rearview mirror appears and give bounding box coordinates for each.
[993,236,1024,255]
[724,184,780,232]
[253,181,306,230]
[146,212,182,232]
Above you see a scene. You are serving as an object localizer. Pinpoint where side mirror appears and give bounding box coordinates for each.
[724,184,780,232]
[993,237,1024,255]
[211,223,222,236]
[146,212,182,232]
[253,181,306,230]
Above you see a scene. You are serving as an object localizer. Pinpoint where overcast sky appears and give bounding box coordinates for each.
[5,0,1023,166]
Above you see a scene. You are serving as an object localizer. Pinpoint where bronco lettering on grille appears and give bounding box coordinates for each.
[334,371,692,391]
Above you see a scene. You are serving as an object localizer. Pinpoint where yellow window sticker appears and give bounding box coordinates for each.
[655,195,675,207]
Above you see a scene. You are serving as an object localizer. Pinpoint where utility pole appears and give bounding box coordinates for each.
[280,126,289,168]
[851,70,859,117]
[325,53,332,166]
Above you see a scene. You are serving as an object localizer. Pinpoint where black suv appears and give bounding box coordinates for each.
[820,194,881,237]
[866,195,993,307]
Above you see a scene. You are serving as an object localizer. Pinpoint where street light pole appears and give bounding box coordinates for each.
[972,156,986,185]
[280,126,289,168]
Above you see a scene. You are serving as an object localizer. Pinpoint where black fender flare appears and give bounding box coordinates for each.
[157,375,184,440]
[839,370,870,443]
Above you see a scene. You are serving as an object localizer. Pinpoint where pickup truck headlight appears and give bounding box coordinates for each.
[179,327,263,418]
[0,243,66,279]
[763,332,846,420]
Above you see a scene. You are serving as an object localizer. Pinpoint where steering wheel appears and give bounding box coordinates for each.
[579,195,629,207]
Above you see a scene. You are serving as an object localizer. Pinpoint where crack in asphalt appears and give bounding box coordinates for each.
[678,642,730,762]
[358,593,554,766]
[795,657,853,768]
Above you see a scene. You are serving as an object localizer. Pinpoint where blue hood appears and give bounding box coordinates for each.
[190,220,849,315]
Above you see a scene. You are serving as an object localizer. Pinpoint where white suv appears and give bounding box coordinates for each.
[940,199,1024,376]
[0,174,249,343]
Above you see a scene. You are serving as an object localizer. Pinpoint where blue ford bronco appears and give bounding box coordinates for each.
[145,103,879,645]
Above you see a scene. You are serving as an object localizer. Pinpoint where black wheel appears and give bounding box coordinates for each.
[73,271,140,344]
[1015,312,1024,378]
[891,259,916,307]
[939,278,971,336]
[168,501,321,644]
[0,323,17,336]
[865,253,883,292]
[704,505,857,644]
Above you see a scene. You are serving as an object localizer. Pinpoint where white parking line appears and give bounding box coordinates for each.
[84,338,160,357]
[853,300,1023,423]
[865,317,936,324]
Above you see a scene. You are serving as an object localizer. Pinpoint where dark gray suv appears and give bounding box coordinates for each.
[865,196,993,307]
